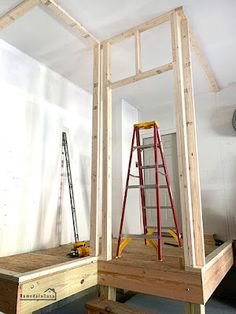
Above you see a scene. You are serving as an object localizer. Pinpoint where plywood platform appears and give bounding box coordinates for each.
[0,244,98,314]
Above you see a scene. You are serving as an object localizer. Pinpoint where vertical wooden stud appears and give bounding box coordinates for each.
[100,42,116,300]
[102,42,112,261]
[171,7,205,314]
[181,15,205,267]
[135,30,142,74]
[90,44,101,256]
[171,10,196,267]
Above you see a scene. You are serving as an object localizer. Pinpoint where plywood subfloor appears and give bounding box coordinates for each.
[0,234,216,274]
[111,235,217,270]
[0,244,74,273]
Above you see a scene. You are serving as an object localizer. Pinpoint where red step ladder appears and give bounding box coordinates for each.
[116,121,182,261]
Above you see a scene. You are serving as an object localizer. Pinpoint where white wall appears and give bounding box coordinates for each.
[112,99,141,237]
[0,40,92,257]
[141,85,236,241]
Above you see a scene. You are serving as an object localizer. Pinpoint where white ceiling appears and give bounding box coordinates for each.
[0,0,235,112]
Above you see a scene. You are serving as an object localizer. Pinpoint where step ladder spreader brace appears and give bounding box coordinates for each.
[116,121,182,261]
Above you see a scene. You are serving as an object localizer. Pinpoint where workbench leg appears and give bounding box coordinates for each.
[100,286,116,301]
[185,303,205,314]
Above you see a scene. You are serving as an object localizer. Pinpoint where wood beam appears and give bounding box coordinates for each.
[105,11,171,45]
[172,7,206,314]
[203,241,233,303]
[109,63,173,89]
[178,9,220,93]
[181,14,205,267]
[19,262,98,313]
[189,31,220,93]
[135,30,141,74]
[0,0,39,30]
[90,44,101,257]
[171,10,196,268]
[98,260,204,304]
[102,42,112,261]
[41,0,99,45]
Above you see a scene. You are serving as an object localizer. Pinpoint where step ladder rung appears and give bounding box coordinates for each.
[133,144,159,150]
[141,165,163,169]
[128,184,168,189]
[123,234,159,239]
[145,206,172,209]
[147,226,176,230]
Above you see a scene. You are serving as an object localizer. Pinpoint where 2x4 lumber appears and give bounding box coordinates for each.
[185,303,205,314]
[102,42,112,261]
[203,241,233,303]
[189,30,219,93]
[135,30,141,74]
[171,9,205,268]
[41,0,99,45]
[18,256,97,283]
[86,298,157,314]
[171,10,196,267]
[98,260,204,304]
[178,10,220,93]
[19,262,98,313]
[0,0,39,30]
[180,12,205,267]
[105,11,171,45]
[109,62,173,89]
[90,44,102,257]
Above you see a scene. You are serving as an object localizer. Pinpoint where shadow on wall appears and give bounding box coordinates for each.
[212,104,236,137]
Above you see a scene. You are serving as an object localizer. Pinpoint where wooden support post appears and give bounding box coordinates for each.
[171,7,205,314]
[185,303,205,314]
[90,44,101,257]
[180,15,205,268]
[102,41,112,261]
[101,40,116,302]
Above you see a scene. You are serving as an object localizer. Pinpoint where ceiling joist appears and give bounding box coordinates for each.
[0,0,99,46]
[177,7,220,93]
[190,30,220,93]
[0,0,39,31]
[41,0,99,45]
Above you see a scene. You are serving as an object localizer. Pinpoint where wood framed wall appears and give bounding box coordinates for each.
[0,2,230,314]
[100,6,220,314]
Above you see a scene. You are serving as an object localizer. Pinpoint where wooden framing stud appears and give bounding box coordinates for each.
[102,41,112,261]
[171,8,205,268]
[135,30,141,74]
[90,44,101,257]
[0,0,40,30]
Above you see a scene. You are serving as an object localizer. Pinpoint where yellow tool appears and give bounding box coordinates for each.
[68,241,90,258]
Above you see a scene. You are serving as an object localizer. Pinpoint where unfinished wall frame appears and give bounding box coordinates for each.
[0,2,230,313]
[100,6,231,314]
[0,1,101,313]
